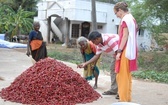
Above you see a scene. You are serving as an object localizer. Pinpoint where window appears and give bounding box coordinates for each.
[97,25,103,29]
[71,24,79,38]
[138,29,144,37]
[116,25,119,34]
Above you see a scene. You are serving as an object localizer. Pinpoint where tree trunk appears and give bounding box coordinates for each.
[91,0,97,31]
[47,17,51,43]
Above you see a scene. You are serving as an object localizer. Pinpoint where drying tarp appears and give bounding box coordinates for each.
[0,39,27,48]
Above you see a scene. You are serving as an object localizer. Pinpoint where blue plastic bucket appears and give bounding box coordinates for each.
[112,102,140,105]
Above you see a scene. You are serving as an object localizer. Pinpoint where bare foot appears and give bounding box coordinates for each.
[93,85,97,89]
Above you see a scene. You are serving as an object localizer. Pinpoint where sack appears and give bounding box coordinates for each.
[30,40,42,51]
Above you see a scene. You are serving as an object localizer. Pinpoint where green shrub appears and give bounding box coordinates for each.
[138,52,168,71]
[48,49,83,65]
[132,70,168,84]
[48,46,168,84]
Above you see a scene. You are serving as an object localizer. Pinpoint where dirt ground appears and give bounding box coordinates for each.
[1,44,168,105]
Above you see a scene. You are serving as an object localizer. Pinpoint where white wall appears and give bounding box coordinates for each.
[96,2,119,34]
[35,0,121,42]
[137,29,152,51]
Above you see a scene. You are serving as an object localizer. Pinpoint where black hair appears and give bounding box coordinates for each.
[88,31,101,40]
[33,21,40,27]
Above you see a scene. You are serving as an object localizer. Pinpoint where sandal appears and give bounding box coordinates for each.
[102,91,117,95]
[115,94,119,99]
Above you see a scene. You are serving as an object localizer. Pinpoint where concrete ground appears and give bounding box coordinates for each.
[0,48,168,105]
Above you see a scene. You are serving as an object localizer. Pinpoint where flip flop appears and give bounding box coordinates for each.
[102,91,117,95]
[115,94,119,99]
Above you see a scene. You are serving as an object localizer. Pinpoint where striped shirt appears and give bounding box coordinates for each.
[96,34,119,55]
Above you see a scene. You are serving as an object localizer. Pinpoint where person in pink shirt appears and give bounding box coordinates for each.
[77,31,119,99]
[114,2,138,102]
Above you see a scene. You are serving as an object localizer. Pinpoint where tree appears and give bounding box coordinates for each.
[0,5,35,39]
[0,0,41,12]
[128,0,168,46]
[0,0,40,40]
[91,0,97,30]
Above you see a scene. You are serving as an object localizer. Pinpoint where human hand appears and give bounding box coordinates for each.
[91,65,95,70]
[77,64,82,68]
[116,53,121,60]
[77,63,87,68]
[26,51,31,57]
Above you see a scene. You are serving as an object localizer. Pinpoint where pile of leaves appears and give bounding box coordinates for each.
[0,58,101,105]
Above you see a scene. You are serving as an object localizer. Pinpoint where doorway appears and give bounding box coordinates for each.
[81,22,90,38]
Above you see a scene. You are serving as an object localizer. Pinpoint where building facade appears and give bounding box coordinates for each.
[35,0,152,50]
[35,0,119,45]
